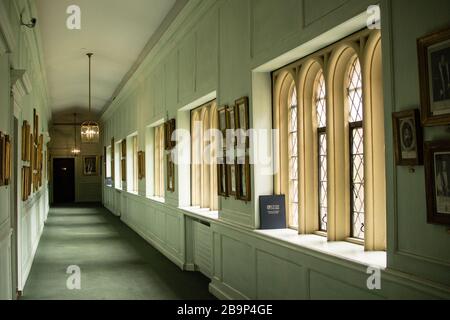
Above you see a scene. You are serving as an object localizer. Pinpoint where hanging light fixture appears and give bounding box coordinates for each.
[81,53,100,143]
[71,113,81,156]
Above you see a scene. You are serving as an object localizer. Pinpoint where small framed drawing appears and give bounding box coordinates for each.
[164,119,176,150]
[417,27,450,126]
[83,156,99,176]
[425,141,450,225]
[392,109,423,166]
[167,152,175,193]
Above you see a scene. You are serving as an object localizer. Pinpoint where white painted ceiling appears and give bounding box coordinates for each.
[36,0,176,120]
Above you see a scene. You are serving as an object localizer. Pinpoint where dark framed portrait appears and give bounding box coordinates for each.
[235,97,250,149]
[425,141,450,226]
[418,27,450,126]
[83,156,99,176]
[392,109,423,166]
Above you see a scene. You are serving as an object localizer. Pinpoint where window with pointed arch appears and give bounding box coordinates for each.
[273,29,386,251]
[191,100,219,211]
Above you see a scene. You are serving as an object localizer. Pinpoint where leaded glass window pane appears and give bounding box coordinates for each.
[316,72,328,232]
[316,73,327,129]
[348,58,365,240]
[288,86,299,229]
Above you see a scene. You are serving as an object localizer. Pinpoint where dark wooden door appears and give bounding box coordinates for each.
[53,158,75,203]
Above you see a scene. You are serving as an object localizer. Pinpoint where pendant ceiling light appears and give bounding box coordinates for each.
[81,53,100,143]
[71,113,81,156]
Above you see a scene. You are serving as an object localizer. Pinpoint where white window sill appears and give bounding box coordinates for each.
[179,206,219,221]
[255,229,387,269]
[147,196,165,204]
[127,191,139,196]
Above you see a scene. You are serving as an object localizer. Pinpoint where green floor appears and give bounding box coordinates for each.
[22,204,214,300]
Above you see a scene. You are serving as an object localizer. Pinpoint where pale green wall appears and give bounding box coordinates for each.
[0,0,51,299]
[101,0,450,298]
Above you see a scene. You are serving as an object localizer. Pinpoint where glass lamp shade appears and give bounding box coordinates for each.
[81,121,100,143]
[71,147,81,156]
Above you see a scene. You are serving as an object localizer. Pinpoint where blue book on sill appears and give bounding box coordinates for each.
[259,195,287,230]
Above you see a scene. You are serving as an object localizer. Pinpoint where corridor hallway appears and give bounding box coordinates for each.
[22,204,213,300]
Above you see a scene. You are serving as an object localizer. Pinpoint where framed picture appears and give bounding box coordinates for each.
[227,105,237,149]
[33,109,39,144]
[164,119,176,150]
[218,106,228,149]
[393,109,423,166]
[227,162,237,197]
[418,27,450,126]
[22,167,27,201]
[121,159,126,182]
[83,156,99,176]
[0,133,4,186]
[235,97,250,148]
[111,138,115,181]
[22,121,30,161]
[236,155,251,202]
[4,135,11,185]
[167,152,175,193]
[218,162,228,197]
[138,151,145,180]
[425,141,450,225]
[121,140,126,159]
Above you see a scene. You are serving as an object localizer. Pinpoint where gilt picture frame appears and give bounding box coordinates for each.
[418,27,450,126]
